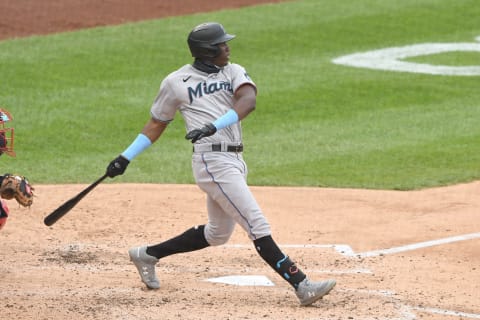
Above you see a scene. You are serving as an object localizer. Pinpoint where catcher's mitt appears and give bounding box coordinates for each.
[0,174,34,207]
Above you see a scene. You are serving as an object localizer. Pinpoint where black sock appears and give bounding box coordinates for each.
[146,225,210,259]
[253,235,306,289]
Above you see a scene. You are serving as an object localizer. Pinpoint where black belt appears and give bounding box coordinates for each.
[212,143,243,152]
[193,143,243,153]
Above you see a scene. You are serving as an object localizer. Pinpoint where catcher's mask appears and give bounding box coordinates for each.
[0,109,15,157]
[187,22,235,59]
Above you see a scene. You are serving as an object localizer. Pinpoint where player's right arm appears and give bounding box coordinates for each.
[107,76,179,178]
[141,117,168,143]
[106,117,170,178]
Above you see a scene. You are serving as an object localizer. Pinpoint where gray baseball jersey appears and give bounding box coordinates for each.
[151,62,251,142]
[150,62,271,243]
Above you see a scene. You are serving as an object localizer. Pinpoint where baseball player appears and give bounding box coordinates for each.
[106,22,335,306]
[0,108,34,230]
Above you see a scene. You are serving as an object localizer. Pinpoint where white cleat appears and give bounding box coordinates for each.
[295,278,336,306]
[128,246,160,289]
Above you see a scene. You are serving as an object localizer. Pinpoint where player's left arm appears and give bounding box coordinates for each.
[231,83,256,120]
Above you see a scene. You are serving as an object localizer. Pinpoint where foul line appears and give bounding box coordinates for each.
[354,232,480,258]
[221,236,480,319]
[413,307,480,319]
[223,232,480,258]
[343,289,480,319]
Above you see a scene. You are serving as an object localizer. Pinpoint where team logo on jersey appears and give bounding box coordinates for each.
[187,81,233,103]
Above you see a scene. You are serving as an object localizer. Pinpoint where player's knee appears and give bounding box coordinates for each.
[248,218,271,241]
[204,225,234,246]
[205,232,232,246]
[204,221,235,246]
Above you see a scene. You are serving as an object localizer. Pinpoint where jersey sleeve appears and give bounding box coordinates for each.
[230,63,257,94]
[150,77,179,123]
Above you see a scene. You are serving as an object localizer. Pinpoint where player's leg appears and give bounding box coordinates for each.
[201,168,309,287]
[193,152,271,239]
[128,175,237,290]
[194,153,336,305]
[216,183,336,305]
[129,224,211,289]
[145,194,236,256]
[203,194,236,246]
[128,224,209,289]
[253,235,336,306]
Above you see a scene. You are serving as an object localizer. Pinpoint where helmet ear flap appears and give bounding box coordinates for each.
[191,46,219,59]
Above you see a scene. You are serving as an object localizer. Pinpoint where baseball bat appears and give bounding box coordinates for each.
[44,173,108,226]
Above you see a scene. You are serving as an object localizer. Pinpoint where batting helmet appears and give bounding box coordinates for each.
[187,22,235,59]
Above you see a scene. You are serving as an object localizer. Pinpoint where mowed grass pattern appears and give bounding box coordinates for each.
[0,0,479,189]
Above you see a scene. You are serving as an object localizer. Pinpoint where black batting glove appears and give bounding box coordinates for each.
[106,155,130,178]
[185,123,217,143]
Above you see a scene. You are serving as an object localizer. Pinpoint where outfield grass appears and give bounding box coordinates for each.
[1,0,479,189]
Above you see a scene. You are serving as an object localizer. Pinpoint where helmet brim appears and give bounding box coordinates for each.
[212,33,235,45]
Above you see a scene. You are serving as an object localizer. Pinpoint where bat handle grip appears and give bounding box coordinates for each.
[95,173,109,185]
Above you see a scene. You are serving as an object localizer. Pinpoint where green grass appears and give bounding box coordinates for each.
[1,0,479,189]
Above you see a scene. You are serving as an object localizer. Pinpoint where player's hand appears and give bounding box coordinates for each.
[185,123,217,143]
[106,155,130,177]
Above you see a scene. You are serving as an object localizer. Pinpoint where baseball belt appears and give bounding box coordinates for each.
[193,142,243,153]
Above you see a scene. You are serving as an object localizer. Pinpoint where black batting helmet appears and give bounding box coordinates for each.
[187,22,235,59]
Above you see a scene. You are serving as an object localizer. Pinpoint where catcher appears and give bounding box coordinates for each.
[0,108,34,230]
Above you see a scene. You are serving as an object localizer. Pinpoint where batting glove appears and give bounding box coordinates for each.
[185,123,217,143]
[106,155,130,178]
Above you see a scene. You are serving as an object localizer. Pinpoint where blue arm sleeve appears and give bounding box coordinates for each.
[121,133,152,161]
[212,109,239,130]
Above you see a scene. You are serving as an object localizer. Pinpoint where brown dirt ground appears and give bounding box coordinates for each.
[1,1,479,319]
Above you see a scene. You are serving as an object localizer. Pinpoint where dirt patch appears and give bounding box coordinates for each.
[1,1,479,319]
[0,0,286,40]
[2,183,479,319]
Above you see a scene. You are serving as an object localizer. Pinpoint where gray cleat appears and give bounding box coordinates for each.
[295,278,336,306]
[128,246,160,289]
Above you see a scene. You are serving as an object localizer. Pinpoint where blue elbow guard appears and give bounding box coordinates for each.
[213,109,239,130]
[121,133,152,161]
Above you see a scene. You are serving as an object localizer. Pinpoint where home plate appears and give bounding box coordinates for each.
[204,275,275,286]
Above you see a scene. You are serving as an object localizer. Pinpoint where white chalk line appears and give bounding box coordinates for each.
[339,289,417,320]
[343,289,480,320]
[38,235,479,318]
[223,232,480,258]
[355,232,480,258]
[331,37,480,76]
[309,268,373,275]
[222,233,480,319]
[412,306,480,319]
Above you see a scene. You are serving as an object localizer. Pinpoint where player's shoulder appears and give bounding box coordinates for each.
[224,62,247,72]
[223,62,254,84]
[164,64,192,80]
[222,62,252,78]
[160,64,197,87]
